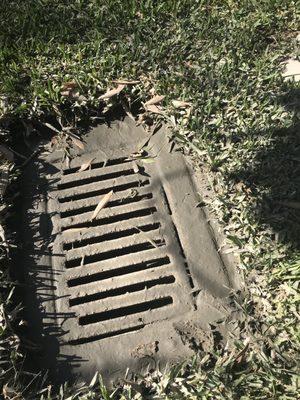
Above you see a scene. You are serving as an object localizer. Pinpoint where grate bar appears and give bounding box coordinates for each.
[79,296,173,326]
[70,285,177,317]
[60,192,153,219]
[65,239,165,269]
[60,198,157,229]
[66,250,171,285]
[62,157,130,176]
[59,185,152,214]
[69,275,175,306]
[62,213,161,246]
[67,263,175,294]
[63,222,161,251]
[56,174,149,203]
[59,161,137,187]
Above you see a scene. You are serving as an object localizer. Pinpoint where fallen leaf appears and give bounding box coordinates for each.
[99,84,126,100]
[65,155,70,169]
[63,227,88,234]
[43,122,60,134]
[89,371,99,387]
[138,157,156,164]
[91,190,113,221]
[132,161,139,173]
[72,137,85,150]
[234,338,250,364]
[112,79,139,85]
[145,95,165,106]
[78,158,95,172]
[172,100,191,108]
[145,104,163,114]
[61,81,77,91]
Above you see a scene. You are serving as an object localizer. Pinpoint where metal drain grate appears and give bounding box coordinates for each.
[48,157,195,345]
[21,118,236,383]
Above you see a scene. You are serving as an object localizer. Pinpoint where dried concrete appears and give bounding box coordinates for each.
[19,118,240,384]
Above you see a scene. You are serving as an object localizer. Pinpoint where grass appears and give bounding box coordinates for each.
[0,0,299,398]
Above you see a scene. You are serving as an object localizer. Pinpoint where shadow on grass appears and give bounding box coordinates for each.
[229,87,300,248]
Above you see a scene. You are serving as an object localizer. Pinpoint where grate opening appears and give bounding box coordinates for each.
[58,168,135,190]
[67,256,171,287]
[61,206,157,231]
[67,324,145,345]
[63,222,161,250]
[63,157,130,176]
[65,240,166,269]
[60,192,153,219]
[69,275,175,306]
[58,179,150,203]
[79,296,173,326]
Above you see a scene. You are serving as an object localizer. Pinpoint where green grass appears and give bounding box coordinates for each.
[0,0,299,398]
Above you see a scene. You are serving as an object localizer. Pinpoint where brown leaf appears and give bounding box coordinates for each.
[63,227,88,234]
[172,99,191,108]
[112,79,139,85]
[145,95,165,106]
[145,104,163,114]
[132,161,139,173]
[65,155,70,169]
[99,84,126,100]
[72,137,85,150]
[91,190,113,221]
[78,158,95,172]
[61,81,77,91]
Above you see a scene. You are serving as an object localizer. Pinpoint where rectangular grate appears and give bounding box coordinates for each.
[47,157,194,344]
[20,119,236,384]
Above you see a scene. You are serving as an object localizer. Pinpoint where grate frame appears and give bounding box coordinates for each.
[21,118,236,383]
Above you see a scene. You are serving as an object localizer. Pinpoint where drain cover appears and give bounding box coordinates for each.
[20,118,236,383]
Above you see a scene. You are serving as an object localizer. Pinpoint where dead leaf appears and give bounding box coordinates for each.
[89,371,99,388]
[234,338,250,364]
[72,137,85,150]
[91,190,113,221]
[139,157,156,164]
[112,79,139,85]
[43,122,60,134]
[145,95,165,106]
[145,104,163,114]
[99,84,126,100]
[0,145,14,162]
[61,81,77,91]
[132,161,139,173]
[65,155,70,169]
[172,99,191,108]
[63,227,88,234]
[78,158,95,172]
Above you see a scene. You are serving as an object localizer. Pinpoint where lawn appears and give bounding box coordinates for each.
[0,0,299,398]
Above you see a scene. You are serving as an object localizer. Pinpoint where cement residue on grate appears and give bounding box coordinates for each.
[20,118,239,383]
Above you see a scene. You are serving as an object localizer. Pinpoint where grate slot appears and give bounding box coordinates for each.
[63,222,160,250]
[69,275,175,306]
[67,324,145,345]
[65,239,165,269]
[79,296,173,326]
[60,192,153,219]
[58,178,150,203]
[61,206,157,231]
[58,168,135,190]
[63,157,130,176]
[67,256,171,287]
